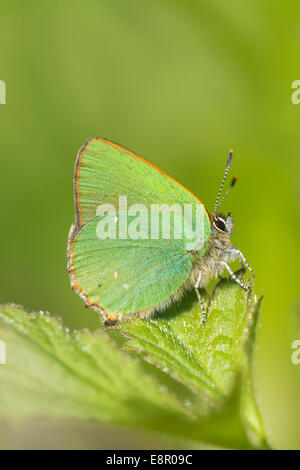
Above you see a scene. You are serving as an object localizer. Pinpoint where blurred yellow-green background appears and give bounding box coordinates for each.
[0,0,299,449]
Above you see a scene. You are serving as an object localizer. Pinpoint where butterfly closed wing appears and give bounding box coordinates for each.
[67,137,211,321]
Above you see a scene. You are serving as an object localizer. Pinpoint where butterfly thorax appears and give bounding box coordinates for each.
[188,215,237,289]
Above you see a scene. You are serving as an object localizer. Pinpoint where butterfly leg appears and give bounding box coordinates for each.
[219,261,249,290]
[195,271,207,325]
[231,248,255,278]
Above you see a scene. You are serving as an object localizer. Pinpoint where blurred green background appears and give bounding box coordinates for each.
[0,0,299,449]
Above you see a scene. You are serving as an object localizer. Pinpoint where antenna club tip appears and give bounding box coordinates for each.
[227,150,234,167]
[231,174,238,187]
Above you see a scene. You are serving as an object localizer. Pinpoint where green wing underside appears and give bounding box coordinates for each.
[72,217,193,317]
[71,138,211,318]
[76,139,209,224]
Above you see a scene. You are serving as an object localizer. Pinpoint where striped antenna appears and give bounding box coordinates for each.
[216,174,238,211]
[214,150,233,214]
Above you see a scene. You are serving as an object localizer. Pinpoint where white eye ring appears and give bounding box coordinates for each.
[213,216,227,233]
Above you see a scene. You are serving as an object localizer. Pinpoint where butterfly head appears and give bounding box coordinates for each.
[211,212,234,236]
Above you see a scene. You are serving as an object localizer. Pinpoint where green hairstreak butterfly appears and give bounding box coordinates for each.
[67,137,254,324]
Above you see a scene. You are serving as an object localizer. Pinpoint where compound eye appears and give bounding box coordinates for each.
[214,217,227,232]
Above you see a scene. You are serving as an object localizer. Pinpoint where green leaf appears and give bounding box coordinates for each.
[0,276,269,449]
[0,304,192,425]
[118,276,268,449]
